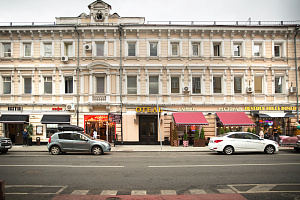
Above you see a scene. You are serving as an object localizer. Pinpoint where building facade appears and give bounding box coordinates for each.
[0,0,299,145]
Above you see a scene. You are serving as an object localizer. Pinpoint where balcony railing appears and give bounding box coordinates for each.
[92,95,106,102]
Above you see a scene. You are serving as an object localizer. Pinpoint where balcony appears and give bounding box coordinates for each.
[92,95,106,102]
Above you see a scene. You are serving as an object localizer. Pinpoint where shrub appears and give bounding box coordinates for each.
[200,127,205,139]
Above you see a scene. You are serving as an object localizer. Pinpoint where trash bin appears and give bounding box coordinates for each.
[36,137,40,146]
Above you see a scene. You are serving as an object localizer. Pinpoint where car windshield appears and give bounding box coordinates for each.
[217,133,230,137]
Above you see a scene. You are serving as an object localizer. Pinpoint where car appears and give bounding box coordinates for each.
[47,131,111,155]
[279,135,300,152]
[208,132,279,155]
[0,136,12,153]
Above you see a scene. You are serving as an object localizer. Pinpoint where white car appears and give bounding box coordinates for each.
[208,132,279,155]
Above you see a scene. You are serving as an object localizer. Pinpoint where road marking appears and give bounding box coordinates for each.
[131,190,147,195]
[149,163,300,168]
[189,189,206,194]
[228,184,300,194]
[161,190,177,195]
[5,185,67,195]
[0,165,124,168]
[218,189,235,193]
[248,184,276,192]
[101,190,118,195]
[71,190,89,195]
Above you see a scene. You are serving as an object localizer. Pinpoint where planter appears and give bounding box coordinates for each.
[194,139,205,147]
[183,140,189,147]
[173,140,179,147]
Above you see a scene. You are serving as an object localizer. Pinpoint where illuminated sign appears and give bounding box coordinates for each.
[52,107,63,111]
[84,115,108,122]
[245,106,297,111]
[136,107,162,113]
[179,107,196,111]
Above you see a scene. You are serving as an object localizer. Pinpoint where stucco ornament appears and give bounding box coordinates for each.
[94,11,104,22]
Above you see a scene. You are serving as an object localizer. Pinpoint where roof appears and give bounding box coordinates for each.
[216,112,255,126]
[88,0,111,9]
[173,112,209,125]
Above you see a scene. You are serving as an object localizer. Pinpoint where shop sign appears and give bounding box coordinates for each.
[8,106,23,111]
[84,115,108,122]
[218,107,242,111]
[109,114,121,123]
[52,107,63,111]
[245,106,297,111]
[179,107,196,111]
[136,107,162,113]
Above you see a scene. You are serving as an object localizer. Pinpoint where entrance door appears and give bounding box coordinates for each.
[139,116,157,145]
[8,124,24,144]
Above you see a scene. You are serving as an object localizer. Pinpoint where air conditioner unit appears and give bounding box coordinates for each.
[289,87,297,93]
[66,104,75,111]
[246,86,253,93]
[182,86,190,92]
[61,56,68,62]
[84,44,91,51]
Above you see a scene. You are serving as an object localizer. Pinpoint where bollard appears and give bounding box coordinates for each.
[0,180,5,200]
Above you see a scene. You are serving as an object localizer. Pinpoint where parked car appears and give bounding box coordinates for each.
[47,131,111,155]
[279,135,300,152]
[208,132,279,155]
[0,136,12,153]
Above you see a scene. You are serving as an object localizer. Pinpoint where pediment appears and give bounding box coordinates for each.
[88,0,111,10]
[86,61,112,69]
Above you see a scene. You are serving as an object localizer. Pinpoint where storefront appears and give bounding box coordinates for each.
[41,115,71,138]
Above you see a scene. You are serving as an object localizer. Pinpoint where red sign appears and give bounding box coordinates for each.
[52,107,62,111]
[191,125,196,132]
[84,115,108,122]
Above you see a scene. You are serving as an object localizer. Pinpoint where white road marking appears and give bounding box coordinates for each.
[5,185,67,195]
[161,190,177,195]
[101,190,118,195]
[149,163,300,168]
[71,190,89,195]
[228,183,300,194]
[131,190,147,195]
[217,189,235,193]
[189,189,206,194]
[0,165,124,168]
[247,184,276,192]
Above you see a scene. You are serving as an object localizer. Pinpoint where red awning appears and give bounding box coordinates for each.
[173,112,209,125]
[216,112,255,126]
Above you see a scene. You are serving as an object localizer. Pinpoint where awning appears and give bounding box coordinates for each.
[173,112,209,125]
[0,115,29,123]
[258,113,295,118]
[216,112,255,126]
[41,115,70,124]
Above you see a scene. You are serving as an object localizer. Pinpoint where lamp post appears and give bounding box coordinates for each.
[295,26,299,122]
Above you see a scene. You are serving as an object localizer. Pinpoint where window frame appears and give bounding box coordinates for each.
[23,77,32,94]
[2,43,12,57]
[127,75,137,94]
[96,76,105,94]
[23,43,32,57]
[96,42,105,57]
[2,76,12,94]
[275,76,283,94]
[254,76,263,94]
[234,76,242,94]
[43,42,53,57]
[44,76,53,94]
[149,76,159,95]
[64,76,73,94]
[192,76,201,94]
[171,76,180,94]
[149,42,158,57]
[127,42,136,57]
[171,42,179,56]
[213,76,222,94]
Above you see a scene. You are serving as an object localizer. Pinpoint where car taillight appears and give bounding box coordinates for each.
[214,140,223,143]
[48,137,51,143]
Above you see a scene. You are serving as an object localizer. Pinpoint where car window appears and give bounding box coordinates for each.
[74,133,87,141]
[58,133,72,140]
[244,133,259,140]
[228,134,243,139]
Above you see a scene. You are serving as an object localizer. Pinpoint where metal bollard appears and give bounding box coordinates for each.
[0,180,5,200]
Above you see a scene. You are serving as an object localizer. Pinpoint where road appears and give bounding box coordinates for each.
[0,149,300,200]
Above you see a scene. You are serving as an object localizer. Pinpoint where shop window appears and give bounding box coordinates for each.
[3,77,11,94]
[149,76,159,94]
[44,77,52,94]
[24,77,32,94]
[44,43,52,57]
[234,77,242,93]
[96,77,105,94]
[275,77,283,93]
[192,77,201,94]
[213,77,222,93]
[254,77,263,93]
[46,124,58,138]
[149,42,158,57]
[3,43,12,57]
[128,42,136,56]
[127,76,137,94]
[65,76,73,94]
[171,77,180,93]
[96,42,104,56]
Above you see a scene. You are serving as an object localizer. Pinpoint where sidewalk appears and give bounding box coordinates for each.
[9,144,294,152]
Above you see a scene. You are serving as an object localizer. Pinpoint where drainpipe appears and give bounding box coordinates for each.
[75,26,80,126]
[295,25,299,122]
[119,25,123,143]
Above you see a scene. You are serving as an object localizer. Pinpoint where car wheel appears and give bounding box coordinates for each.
[223,146,234,155]
[0,150,8,153]
[265,145,275,154]
[92,146,103,155]
[50,146,61,155]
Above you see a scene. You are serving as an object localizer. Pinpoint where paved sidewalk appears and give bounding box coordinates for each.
[9,144,294,152]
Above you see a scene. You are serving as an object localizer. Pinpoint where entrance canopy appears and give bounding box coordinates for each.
[258,112,295,118]
[216,112,255,126]
[0,115,29,123]
[173,112,209,125]
[41,115,70,124]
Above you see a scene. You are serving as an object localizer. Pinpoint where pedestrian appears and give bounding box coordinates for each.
[273,127,279,143]
[264,128,270,139]
[259,127,264,139]
[93,130,97,139]
[22,128,29,147]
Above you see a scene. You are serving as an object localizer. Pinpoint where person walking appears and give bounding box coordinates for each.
[259,127,264,139]
[273,127,279,143]
[93,130,97,139]
[22,128,29,147]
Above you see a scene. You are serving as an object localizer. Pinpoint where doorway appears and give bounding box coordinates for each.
[5,124,24,144]
[139,115,158,145]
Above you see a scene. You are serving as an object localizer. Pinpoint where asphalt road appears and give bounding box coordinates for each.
[1,150,300,200]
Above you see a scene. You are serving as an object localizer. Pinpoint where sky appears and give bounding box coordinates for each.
[0,0,299,23]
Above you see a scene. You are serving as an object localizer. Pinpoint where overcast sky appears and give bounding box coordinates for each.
[0,0,299,23]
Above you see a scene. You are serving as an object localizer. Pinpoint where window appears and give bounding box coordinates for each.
[171,77,179,93]
[128,42,136,56]
[96,42,104,56]
[44,43,52,57]
[275,77,282,93]
[254,77,263,93]
[192,43,199,56]
[46,124,57,138]
[74,133,86,141]
[150,42,158,56]
[233,44,241,57]
[64,42,73,57]
[253,44,261,57]
[65,77,73,94]
[171,42,179,56]
[274,45,280,57]
[3,43,11,57]
[24,77,32,94]
[58,133,72,140]
[234,77,242,93]
[213,77,222,93]
[213,43,221,57]
[44,77,52,94]
[96,77,105,93]
[3,77,11,94]
[192,77,201,94]
[24,43,31,57]
[127,76,137,94]
[149,76,159,94]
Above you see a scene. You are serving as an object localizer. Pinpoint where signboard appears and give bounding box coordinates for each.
[245,106,297,111]
[109,114,121,123]
[36,125,43,135]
